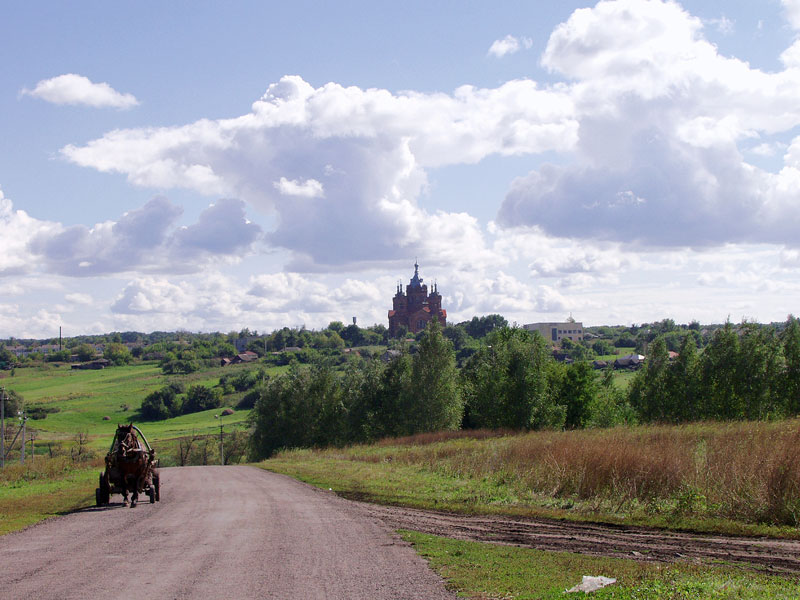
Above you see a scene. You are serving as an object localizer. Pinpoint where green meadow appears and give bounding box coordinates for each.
[0,361,283,450]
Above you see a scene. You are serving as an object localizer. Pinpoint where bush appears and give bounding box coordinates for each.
[182,385,222,414]
[104,343,132,366]
[140,386,182,420]
[161,358,199,375]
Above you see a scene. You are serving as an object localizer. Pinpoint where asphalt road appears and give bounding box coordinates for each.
[0,466,455,599]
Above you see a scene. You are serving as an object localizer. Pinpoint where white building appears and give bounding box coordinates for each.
[523,321,584,343]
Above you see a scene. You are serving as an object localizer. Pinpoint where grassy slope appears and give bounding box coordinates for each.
[0,362,285,449]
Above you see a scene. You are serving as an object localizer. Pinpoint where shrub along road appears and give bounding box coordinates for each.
[0,466,454,600]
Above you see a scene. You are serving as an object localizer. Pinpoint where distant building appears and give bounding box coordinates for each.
[523,321,584,343]
[614,354,645,369]
[388,262,447,336]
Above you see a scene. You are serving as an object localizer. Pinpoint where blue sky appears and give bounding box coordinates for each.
[2,0,799,337]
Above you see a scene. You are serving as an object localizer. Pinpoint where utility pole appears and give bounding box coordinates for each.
[20,410,26,465]
[215,414,224,466]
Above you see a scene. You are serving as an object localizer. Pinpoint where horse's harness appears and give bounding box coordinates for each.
[119,431,144,460]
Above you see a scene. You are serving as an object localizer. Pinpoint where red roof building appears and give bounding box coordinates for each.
[388,262,446,335]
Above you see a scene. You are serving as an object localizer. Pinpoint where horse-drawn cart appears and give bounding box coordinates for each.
[96,424,160,507]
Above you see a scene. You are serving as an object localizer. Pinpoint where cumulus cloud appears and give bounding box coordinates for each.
[65,293,93,305]
[497,0,800,247]
[784,0,800,30]
[274,177,325,198]
[21,74,139,109]
[488,35,532,58]
[107,270,392,333]
[0,187,60,276]
[61,75,575,270]
[28,196,262,276]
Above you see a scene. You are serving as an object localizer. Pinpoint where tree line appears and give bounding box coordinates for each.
[630,318,800,422]
[248,317,800,459]
[248,321,630,459]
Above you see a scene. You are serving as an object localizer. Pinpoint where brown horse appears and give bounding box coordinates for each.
[114,424,149,507]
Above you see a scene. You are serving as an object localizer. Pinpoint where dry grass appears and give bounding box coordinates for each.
[322,420,800,526]
[0,455,103,485]
[376,428,515,447]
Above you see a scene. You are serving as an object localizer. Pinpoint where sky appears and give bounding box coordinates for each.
[2,0,800,338]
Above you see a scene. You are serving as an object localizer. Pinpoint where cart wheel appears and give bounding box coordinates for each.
[99,471,111,504]
[96,488,103,507]
[148,486,155,503]
[153,474,160,501]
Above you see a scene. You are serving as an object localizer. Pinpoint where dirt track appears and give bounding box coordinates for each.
[0,466,455,600]
[358,502,800,574]
[2,467,799,600]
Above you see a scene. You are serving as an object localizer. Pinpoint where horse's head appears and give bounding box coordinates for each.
[116,424,138,456]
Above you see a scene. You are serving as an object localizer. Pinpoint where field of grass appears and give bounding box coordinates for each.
[0,362,283,452]
[260,420,800,536]
[0,457,100,535]
[404,531,800,599]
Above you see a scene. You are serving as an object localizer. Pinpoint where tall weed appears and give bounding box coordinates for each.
[304,419,800,525]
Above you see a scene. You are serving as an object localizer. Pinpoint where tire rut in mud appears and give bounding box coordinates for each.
[356,502,800,574]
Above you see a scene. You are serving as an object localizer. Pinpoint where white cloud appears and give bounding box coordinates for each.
[274,177,325,198]
[65,293,93,305]
[21,74,139,109]
[488,35,532,58]
[0,187,60,276]
[497,0,800,248]
[749,141,786,157]
[61,75,575,271]
[783,0,800,30]
[27,196,262,276]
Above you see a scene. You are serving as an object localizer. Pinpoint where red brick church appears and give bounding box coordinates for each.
[388,262,446,336]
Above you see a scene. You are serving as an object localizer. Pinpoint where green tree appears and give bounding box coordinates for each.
[585,367,634,428]
[327,321,344,334]
[628,336,670,422]
[463,314,508,339]
[46,349,71,362]
[182,385,222,414]
[1,388,22,415]
[463,327,562,430]
[558,361,598,429]
[698,322,742,419]
[406,320,462,433]
[75,343,96,361]
[104,342,132,366]
[249,365,344,459]
[736,324,783,419]
[592,339,616,356]
[140,386,181,420]
[665,334,701,422]
[782,316,800,414]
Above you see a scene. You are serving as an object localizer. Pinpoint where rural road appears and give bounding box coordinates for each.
[0,466,455,600]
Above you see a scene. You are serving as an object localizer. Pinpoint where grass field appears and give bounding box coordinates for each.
[0,362,284,452]
[0,457,100,535]
[260,420,800,536]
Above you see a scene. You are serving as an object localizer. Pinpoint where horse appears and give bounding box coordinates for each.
[113,424,150,507]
